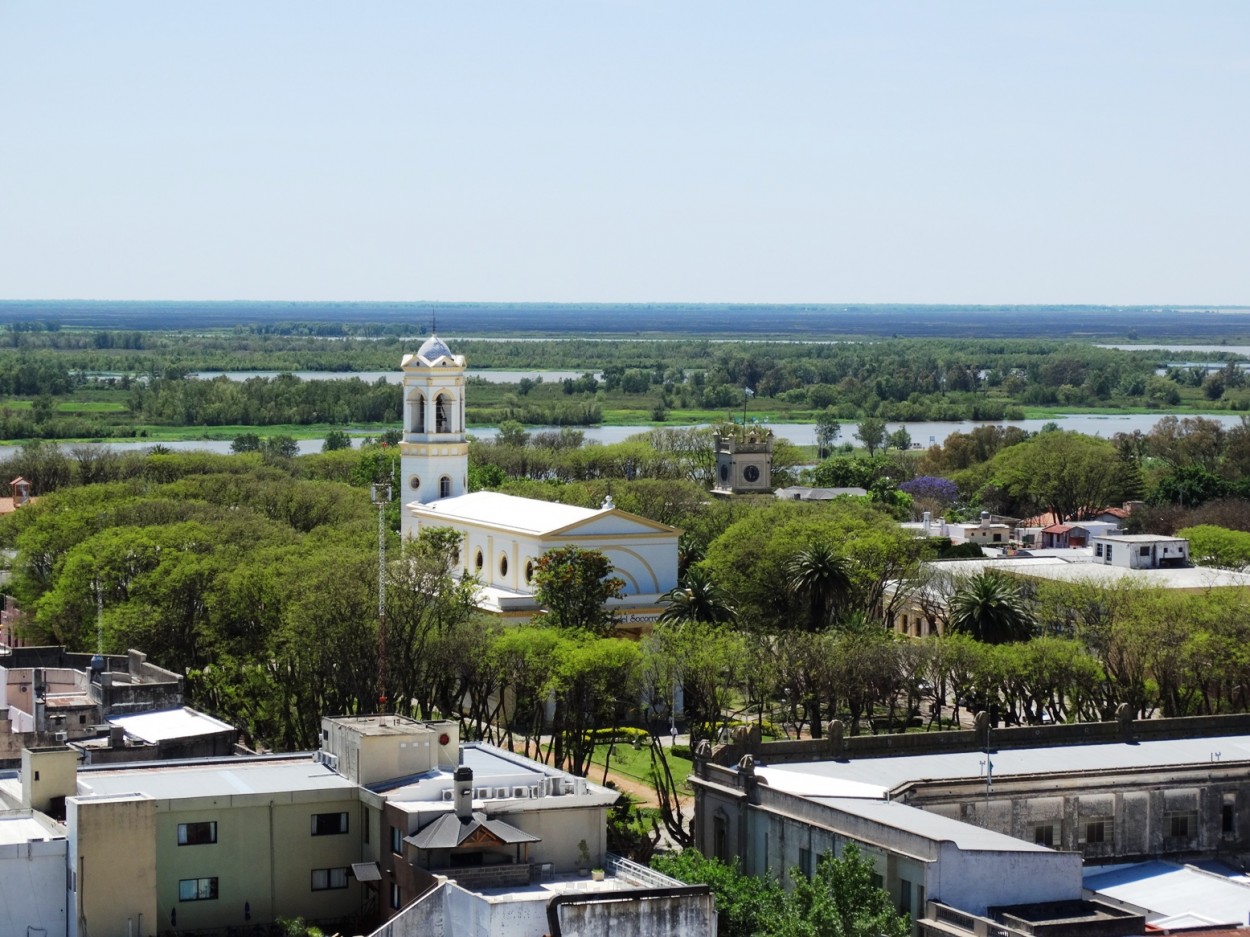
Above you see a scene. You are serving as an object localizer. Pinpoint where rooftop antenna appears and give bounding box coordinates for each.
[90,577,105,675]
[432,311,438,336]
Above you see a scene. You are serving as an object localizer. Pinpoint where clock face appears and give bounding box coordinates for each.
[720,463,729,482]
[744,465,760,483]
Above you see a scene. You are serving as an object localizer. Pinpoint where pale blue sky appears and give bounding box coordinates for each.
[1,2,1247,304]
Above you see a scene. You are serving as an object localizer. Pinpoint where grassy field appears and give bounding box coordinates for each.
[587,741,694,791]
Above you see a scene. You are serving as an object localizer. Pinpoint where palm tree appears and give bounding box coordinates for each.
[948,571,1033,644]
[787,542,853,632]
[658,566,736,626]
[677,532,705,580]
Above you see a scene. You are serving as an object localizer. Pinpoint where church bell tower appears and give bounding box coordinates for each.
[399,335,468,538]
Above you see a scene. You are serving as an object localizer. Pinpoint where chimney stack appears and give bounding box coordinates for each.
[454,766,474,820]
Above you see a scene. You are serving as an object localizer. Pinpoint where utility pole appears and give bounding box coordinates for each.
[371,483,392,711]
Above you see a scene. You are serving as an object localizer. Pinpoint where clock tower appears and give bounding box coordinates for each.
[712,426,774,496]
[399,335,468,539]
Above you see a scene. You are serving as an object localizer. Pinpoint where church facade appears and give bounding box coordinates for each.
[398,336,679,631]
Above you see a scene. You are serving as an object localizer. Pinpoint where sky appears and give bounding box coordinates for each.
[1,2,1247,305]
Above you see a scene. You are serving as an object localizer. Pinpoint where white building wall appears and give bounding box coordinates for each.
[928,844,1082,916]
[0,832,67,936]
[434,525,678,599]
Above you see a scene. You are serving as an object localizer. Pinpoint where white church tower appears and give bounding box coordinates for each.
[399,334,468,540]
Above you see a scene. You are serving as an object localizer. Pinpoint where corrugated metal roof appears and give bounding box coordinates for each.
[406,811,540,850]
[1085,860,1250,925]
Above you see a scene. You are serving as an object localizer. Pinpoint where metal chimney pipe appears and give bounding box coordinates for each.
[454,766,473,820]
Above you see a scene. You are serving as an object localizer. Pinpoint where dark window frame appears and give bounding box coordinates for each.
[177,821,218,846]
[178,877,219,902]
[311,812,349,836]
[311,867,350,891]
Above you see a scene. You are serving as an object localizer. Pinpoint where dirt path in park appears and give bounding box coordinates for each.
[591,767,661,808]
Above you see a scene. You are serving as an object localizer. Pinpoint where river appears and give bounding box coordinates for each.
[190,369,594,385]
[25,411,1245,457]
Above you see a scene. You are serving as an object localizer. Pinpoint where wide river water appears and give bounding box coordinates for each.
[26,411,1244,457]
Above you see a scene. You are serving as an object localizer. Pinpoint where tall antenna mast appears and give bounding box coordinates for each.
[90,578,106,676]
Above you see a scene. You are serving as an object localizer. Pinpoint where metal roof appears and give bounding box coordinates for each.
[1084,860,1250,925]
[753,733,1250,793]
[407,811,540,850]
[110,707,235,743]
[925,555,1250,589]
[811,796,1055,853]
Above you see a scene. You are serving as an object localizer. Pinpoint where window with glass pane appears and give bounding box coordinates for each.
[177,821,217,846]
[311,812,349,835]
[312,867,349,891]
[178,878,218,901]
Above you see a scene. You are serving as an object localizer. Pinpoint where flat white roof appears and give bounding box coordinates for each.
[410,492,601,535]
[812,796,1056,853]
[1092,534,1186,543]
[752,733,1250,793]
[927,556,1250,589]
[376,744,616,809]
[110,707,235,743]
[78,756,356,801]
[0,812,62,845]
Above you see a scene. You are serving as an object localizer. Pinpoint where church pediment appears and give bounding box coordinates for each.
[546,508,679,538]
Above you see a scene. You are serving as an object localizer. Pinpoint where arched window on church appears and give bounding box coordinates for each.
[435,394,451,433]
[411,393,425,433]
[440,475,452,498]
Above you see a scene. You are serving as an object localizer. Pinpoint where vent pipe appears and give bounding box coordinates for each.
[454,766,474,820]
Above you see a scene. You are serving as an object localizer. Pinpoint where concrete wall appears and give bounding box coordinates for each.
[68,794,158,937]
[322,716,458,786]
[0,813,67,937]
[22,745,78,814]
[151,789,363,931]
[555,891,717,937]
[910,766,1250,863]
[929,844,1082,916]
[503,803,607,872]
[694,766,1085,920]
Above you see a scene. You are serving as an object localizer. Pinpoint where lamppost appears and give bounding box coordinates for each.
[371,483,392,712]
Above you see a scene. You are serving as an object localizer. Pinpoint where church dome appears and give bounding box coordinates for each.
[417,334,453,363]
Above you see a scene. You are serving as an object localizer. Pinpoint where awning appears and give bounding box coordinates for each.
[351,861,382,882]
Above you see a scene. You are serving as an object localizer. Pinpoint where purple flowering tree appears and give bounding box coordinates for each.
[899,475,958,505]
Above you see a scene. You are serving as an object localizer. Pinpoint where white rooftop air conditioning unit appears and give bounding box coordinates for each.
[54,731,68,742]
[442,789,454,802]
[513,787,528,799]
[529,786,541,799]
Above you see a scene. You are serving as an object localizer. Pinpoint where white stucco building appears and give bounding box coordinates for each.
[398,336,679,627]
[0,809,67,937]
